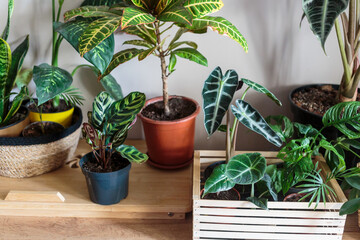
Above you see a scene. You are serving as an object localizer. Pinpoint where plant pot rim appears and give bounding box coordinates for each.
[0,106,29,130]
[138,95,200,125]
[79,151,132,175]
[289,83,340,118]
[22,121,65,136]
[27,102,75,115]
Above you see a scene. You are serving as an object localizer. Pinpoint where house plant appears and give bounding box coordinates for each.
[63,0,248,168]
[81,91,148,205]
[0,0,30,137]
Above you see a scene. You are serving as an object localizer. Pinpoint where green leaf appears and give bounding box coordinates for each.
[121,7,156,29]
[116,144,148,163]
[102,48,143,77]
[340,198,360,215]
[326,145,346,172]
[203,164,235,196]
[168,41,198,51]
[231,100,283,147]
[217,124,227,132]
[187,16,248,52]
[122,25,157,45]
[319,139,345,171]
[33,64,73,105]
[15,68,32,89]
[1,0,14,41]
[155,0,172,14]
[169,27,188,46]
[138,46,156,61]
[258,173,278,201]
[1,87,26,126]
[322,101,360,139]
[131,0,150,9]
[103,91,145,135]
[202,67,238,136]
[123,39,154,48]
[100,74,124,100]
[56,19,114,74]
[247,196,268,210]
[345,175,360,190]
[294,122,323,138]
[92,91,115,130]
[168,53,176,73]
[81,0,126,7]
[172,47,207,66]
[158,5,193,25]
[265,115,294,142]
[64,6,122,21]
[302,0,349,50]
[0,38,12,121]
[79,16,121,56]
[184,0,223,18]
[226,153,267,185]
[241,78,282,106]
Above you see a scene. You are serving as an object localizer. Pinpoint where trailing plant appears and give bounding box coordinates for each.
[83,91,148,170]
[201,66,283,209]
[0,0,29,127]
[63,0,248,116]
[302,0,360,102]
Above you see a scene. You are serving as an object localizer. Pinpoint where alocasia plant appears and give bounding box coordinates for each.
[83,91,148,169]
[63,0,248,116]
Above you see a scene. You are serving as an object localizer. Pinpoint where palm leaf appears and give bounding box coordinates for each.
[121,7,156,29]
[184,0,223,18]
[202,67,238,136]
[322,101,360,139]
[116,144,148,163]
[241,78,282,106]
[172,47,207,66]
[231,99,283,147]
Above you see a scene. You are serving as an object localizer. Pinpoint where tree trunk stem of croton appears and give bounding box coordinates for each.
[155,21,170,116]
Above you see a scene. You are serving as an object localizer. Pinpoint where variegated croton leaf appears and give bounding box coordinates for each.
[231,99,283,147]
[202,66,238,136]
[184,0,224,18]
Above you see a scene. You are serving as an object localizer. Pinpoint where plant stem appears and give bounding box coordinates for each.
[226,110,231,163]
[251,183,254,198]
[155,20,170,116]
[349,0,356,53]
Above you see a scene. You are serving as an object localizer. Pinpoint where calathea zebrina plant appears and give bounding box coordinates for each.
[201,66,283,209]
[0,0,29,127]
[63,0,248,116]
[83,91,148,169]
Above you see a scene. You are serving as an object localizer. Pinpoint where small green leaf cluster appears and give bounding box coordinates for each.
[0,0,29,127]
[83,90,148,170]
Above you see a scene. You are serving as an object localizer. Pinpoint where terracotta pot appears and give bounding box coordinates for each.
[138,96,200,169]
[0,106,30,137]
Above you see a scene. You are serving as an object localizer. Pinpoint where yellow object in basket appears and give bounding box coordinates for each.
[29,107,74,128]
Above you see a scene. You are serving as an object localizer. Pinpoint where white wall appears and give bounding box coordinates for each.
[1,0,343,151]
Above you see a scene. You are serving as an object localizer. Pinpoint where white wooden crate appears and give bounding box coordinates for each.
[193,151,348,240]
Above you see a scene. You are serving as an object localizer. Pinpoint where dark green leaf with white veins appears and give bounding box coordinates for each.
[302,0,349,50]
[184,0,224,18]
[231,100,283,147]
[203,164,235,196]
[187,16,248,52]
[121,7,156,29]
[104,91,145,135]
[102,48,143,78]
[247,196,268,210]
[79,16,121,56]
[226,153,266,185]
[202,67,238,136]
[55,20,114,74]
[116,144,148,163]
[92,91,115,130]
[172,48,207,66]
[322,101,360,139]
[241,78,282,106]
[33,64,73,105]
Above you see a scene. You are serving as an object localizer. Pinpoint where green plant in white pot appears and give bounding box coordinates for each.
[63,0,248,169]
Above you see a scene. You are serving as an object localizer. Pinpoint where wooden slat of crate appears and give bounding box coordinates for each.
[0,140,192,219]
[193,150,347,240]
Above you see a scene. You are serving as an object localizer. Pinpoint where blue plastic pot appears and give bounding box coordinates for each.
[79,152,132,205]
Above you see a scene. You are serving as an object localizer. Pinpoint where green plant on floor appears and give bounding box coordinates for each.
[302,0,360,102]
[83,91,148,169]
[63,0,248,116]
[201,66,283,209]
[0,0,29,127]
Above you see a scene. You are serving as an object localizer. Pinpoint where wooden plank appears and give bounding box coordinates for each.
[0,139,192,219]
[193,151,201,200]
[5,191,65,203]
[196,223,344,234]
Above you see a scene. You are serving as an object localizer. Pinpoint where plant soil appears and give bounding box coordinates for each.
[292,85,360,116]
[141,98,196,121]
[82,152,130,173]
[28,99,72,113]
[202,189,240,200]
[22,122,64,137]
[2,109,26,127]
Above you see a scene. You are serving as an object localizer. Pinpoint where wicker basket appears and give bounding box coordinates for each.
[0,107,82,178]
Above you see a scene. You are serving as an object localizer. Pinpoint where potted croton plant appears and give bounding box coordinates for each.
[81,91,148,205]
[63,0,248,169]
[0,0,30,137]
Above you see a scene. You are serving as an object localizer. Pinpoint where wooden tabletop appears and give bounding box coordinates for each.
[0,140,359,239]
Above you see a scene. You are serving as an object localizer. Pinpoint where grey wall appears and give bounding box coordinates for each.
[1,0,343,151]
